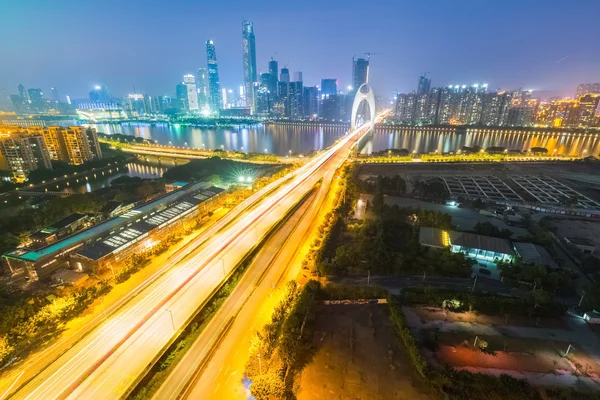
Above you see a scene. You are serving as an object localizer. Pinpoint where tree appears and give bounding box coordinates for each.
[372,175,384,211]
[0,335,14,364]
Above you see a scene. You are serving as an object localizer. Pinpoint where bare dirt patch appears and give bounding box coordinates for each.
[296,304,432,400]
[413,307,569,330]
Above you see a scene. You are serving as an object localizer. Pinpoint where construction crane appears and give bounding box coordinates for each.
[362,52,383,84]
[364,52,383,61]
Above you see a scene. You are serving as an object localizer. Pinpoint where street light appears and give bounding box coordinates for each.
[165,308,175,331]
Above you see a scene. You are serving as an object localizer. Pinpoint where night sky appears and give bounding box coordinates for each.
[1,0,598,100]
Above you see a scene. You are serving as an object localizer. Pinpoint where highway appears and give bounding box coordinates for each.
[0,172,289,399]
[11,113,387,399]
[152,131,342,400]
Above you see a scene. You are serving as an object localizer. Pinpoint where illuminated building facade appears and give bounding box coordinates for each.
[242,21,258,112]
[183,74,199,111]
[206,40,222,113]
[0,125,52,181]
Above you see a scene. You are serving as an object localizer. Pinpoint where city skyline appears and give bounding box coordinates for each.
[1,0,599,100]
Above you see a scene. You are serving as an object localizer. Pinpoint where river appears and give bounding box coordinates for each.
[62,162,167,194]
[88,122,600,157]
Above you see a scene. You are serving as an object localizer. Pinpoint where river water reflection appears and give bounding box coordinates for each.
[86,123,600,157]
[64,162,166,194]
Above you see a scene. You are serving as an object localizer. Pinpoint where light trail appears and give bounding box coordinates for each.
[12,113,388,400]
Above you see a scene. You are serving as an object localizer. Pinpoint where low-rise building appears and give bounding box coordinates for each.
[3,182,223,280]
[29,213,89,247]
[418,227,515,264]
[513,242,558,268]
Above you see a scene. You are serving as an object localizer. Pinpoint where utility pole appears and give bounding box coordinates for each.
[579,291,586,307]
[472,275,478,292]
[422,270,426,282]
[367,270,370,286]
[564,343,573,357]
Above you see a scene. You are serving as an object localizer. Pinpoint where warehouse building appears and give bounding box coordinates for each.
[3,182,223,280]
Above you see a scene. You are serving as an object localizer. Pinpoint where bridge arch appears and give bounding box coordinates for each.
[351,83,376,130]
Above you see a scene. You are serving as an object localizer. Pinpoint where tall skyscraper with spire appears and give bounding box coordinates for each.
[242,21,258,111]
[206,40,222,113]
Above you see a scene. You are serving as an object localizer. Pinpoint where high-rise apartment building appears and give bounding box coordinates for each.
[288,81,303,119]
[242,21,258,111]
[280,68,290,84]
[176,83,189,111]
[394,93,417,123]
[196,68,209,110]
[303,86,319,117]
[352,57,369,90]
[206,40,222,113]
[320,79,337,96]
[33,126,102,165]
[0,125,52,181]
[27,89,45,113]
[417,75,431,95]
[268,59,279,98]
[577,94,600,127]
[183,74,199,111]
[576,83,600,97]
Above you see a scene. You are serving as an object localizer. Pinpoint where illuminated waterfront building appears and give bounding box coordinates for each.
[242,21,258,111]
[268,59,279,99]
[206,40,222,113]
[196,68,209,110]
[176,83,189,111]
[34,126,102,165]
[126,94,146,116]
[183,74,199,111]
[0,125,52,181]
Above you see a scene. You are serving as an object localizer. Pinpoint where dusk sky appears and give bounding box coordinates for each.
[1,0,598,100]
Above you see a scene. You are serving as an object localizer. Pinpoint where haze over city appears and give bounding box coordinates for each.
[1,0,599,98]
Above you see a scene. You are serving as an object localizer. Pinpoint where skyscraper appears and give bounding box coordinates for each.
[417,75,431,95]
[176,83,189,111]
[89,85,111,103]
[352,57,369,90]
[268,59,279,97]
[242,21,258,111]
[206,40,222,113]
[280,68,290,84]
[576,83,600,97]
[196,68,209,110]
[27,89,45,113]
[321,79,337,96]
[294,72,303,83]
[183,74,199,111]
[13,84,30,114]
[51,87,60,103]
